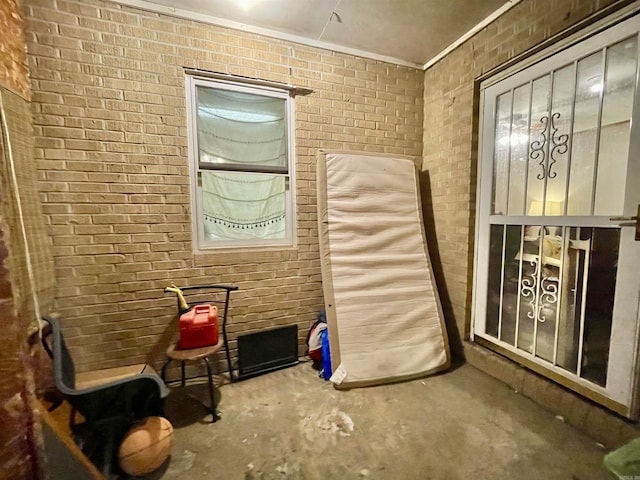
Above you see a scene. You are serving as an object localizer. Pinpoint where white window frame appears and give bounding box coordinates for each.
[186,74,296,251]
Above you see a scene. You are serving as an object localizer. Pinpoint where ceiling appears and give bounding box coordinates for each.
[113,0,519,68]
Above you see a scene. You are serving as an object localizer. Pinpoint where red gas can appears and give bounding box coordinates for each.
[178,304,219,349]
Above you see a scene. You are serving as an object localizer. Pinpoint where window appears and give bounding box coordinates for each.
[186,74,295,249]
[472,15,640,417]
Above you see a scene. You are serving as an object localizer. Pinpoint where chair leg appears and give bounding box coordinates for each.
[203,357,219,422]
[180,361,186,387]
[161,358,171,382]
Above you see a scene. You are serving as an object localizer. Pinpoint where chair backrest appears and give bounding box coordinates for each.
[42,315,76,393]
[41,314,168,425]
[40,314,169,475]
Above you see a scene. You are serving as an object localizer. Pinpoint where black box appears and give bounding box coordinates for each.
[237,325,298,379]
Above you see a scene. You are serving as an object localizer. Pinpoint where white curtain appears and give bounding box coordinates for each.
[197,87,288,240]
[202,172,286,240]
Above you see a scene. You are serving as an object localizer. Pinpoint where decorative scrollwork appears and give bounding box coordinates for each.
[539,275,559,322]
[520,259,539,320]
[549,112,568,179]
[519,257,559,324]
[529,115,549,180]
[528,112,569,181]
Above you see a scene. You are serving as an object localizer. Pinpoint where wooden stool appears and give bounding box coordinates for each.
[161,339,224,422]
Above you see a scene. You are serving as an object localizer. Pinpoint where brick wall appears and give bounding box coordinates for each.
[422,0,637,445]
[422,0,625,351]
[23,0,424,373]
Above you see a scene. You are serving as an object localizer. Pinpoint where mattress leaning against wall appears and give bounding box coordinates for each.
[316,150,450,388]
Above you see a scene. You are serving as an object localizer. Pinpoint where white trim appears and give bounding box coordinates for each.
[423,0,524,71]
[186,75,200,252]
[185,74,297,251]
[109,0,423,69]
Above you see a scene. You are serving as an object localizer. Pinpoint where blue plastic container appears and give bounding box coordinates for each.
[321,328,332,380]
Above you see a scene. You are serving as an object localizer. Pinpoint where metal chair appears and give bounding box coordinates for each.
[161,284,238,422]
[41,315,168,475]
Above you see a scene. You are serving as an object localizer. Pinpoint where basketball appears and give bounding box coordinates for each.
[118,416,174,476]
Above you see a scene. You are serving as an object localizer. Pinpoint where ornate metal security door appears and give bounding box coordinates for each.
[473,15,640,417]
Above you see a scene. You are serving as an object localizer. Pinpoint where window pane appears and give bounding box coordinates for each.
[534,228,561,363]
[492,92,511,215]
[545,63,575,216]
[567,51,602,215]
[556,228,581,374]
[580,227,619,387]
[517,224,542,354]
[486,224,544,348]
[486,224,505,338]
[202,171,287,241]
[196,86,287,169]
[526,76,550,216]
[594,37,637,216]
[507,84,530,216]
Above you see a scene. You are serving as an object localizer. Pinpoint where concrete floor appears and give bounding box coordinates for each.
[157,362,611,480]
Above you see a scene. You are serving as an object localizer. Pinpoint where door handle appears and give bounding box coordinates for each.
[609,205,640,241]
